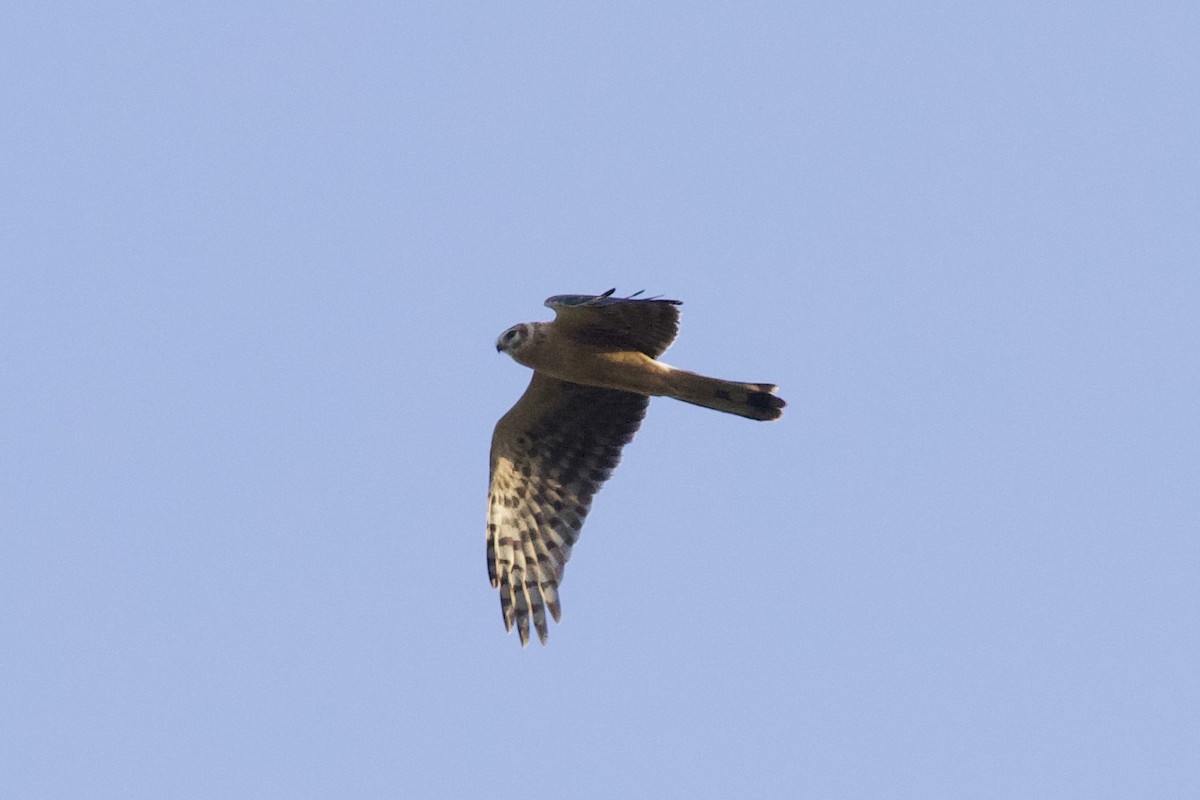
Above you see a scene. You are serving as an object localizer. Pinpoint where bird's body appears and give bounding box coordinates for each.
[507,326,672,396]
[503,319,782,420]
[488,289,785,645]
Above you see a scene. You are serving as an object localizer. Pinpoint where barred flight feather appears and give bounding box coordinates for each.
[488,376,648,645]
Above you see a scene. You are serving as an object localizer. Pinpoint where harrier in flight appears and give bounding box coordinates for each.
[488,289,785,645]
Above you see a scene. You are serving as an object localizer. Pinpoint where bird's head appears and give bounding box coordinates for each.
[495,323,534,356]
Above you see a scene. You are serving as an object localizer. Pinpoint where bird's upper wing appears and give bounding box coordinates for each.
[545,288,682,358]
[488,371,648,645]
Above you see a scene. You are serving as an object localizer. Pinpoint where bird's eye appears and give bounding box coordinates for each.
[505,329,520,343]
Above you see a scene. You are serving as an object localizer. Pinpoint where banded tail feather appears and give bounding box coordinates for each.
[667,370,786,421]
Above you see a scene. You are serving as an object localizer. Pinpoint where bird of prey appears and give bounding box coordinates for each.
[488,289,785,645]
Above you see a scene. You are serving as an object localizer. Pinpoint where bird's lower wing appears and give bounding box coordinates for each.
[487,373,648,645]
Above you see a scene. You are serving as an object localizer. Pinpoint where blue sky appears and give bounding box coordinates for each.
[3,3,1197,798]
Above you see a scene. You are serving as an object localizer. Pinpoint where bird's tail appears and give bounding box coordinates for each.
[665,369,786,421]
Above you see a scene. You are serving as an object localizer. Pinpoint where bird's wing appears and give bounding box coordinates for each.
[545,289,682,358]
[487,371,648,645]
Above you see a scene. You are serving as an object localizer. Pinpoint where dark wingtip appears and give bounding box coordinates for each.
[546,289,682,309]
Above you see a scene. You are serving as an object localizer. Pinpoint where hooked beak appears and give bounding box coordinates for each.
[496,342,504,353]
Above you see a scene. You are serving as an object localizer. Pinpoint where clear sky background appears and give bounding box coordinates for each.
[3,3,1197,798]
